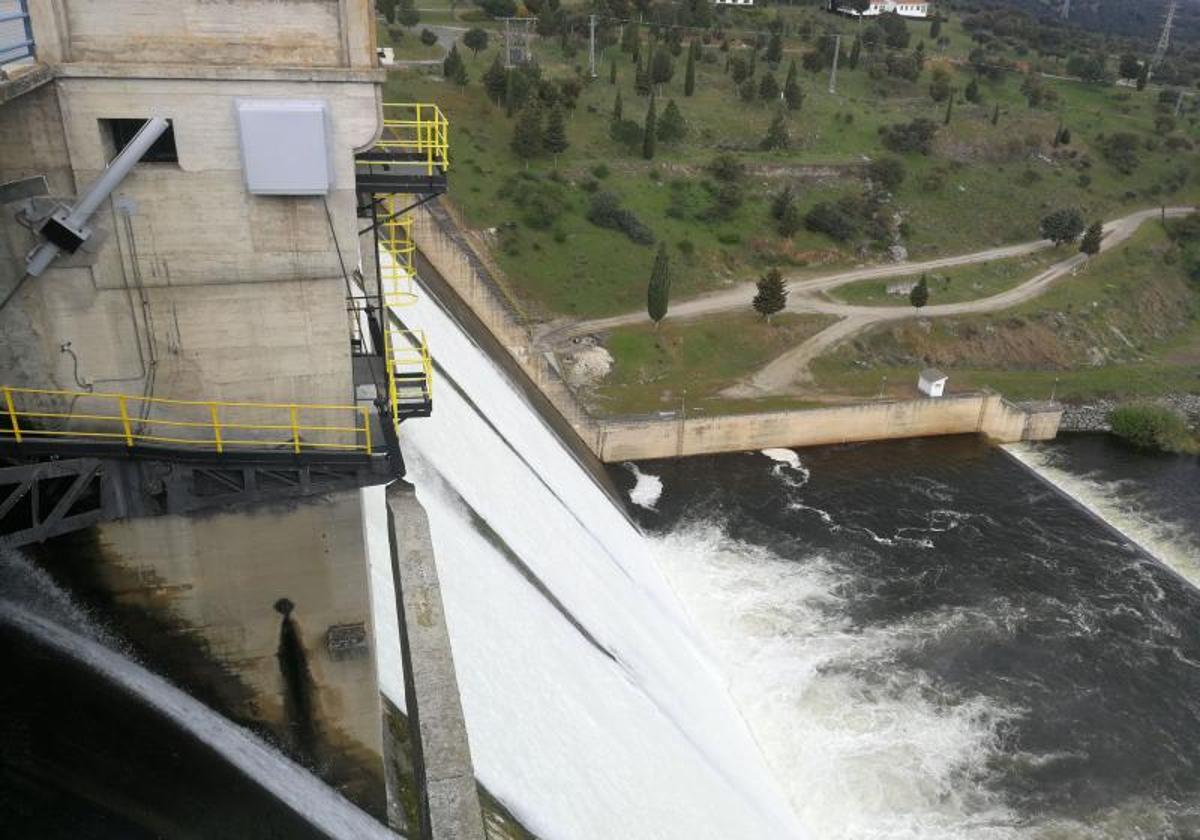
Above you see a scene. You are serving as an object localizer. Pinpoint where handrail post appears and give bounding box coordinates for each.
[118,395,134,447]
[3,387,21,442]
[209,402,223,453]
[290,405,301,454]
[362,405,373,452]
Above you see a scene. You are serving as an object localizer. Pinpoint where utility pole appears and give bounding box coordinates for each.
[1150,0,1178,78]
[1060,0,1070,20]
[1174,89,1185,117]
[588,14,597,78]
[828,34,841,96]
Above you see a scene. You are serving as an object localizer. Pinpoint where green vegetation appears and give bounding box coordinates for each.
[1109,404,1198,454]
[828,247,1070,307]
[593,312,836,416]
[816,224,1200,401]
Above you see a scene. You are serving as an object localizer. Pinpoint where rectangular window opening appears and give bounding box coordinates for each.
[101,118,178,164]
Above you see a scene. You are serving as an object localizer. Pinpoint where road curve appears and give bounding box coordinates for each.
[536,206,1193,349]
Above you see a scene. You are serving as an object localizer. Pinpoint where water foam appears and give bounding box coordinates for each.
[650,521,1026,840]
[1004,442,1200,587]
[624,462,664,510]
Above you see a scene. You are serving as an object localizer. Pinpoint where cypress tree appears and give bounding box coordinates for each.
[930,17,942,40]
[622,22,639,54]
[761,110,789,151]
[784,60,803,111]
[642,94,657,160]
[483,55,507,105]
[685,48,696,96]
[612,90,623,122]
[944,92,954,125]
[766,32,783,66]
[610,59,617,85]
[965,77,980,104]
[647,243,671,326]
[753,267,788,321]
[991,103,1000,125]
[543,106,569,160]
[759,73,780,102]
[849,35,862,70]
[1136,62,1149,91]
[511,105,543,161]
[1080,221,1103,256]
[635,53,651,96]
[657,99,686,142]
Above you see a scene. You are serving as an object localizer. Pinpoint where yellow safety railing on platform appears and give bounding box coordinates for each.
[380,196,418,308]
[382,327,433,418]
[360,103,450,175]
[0,387,374,455]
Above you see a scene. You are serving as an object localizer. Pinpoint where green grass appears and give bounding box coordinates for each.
[813,224,1200,401]
[827,245,1072,306]
[591,311,836,416]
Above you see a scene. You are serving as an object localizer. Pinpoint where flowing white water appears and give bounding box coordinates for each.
[365,285,805,840]
[1004,442,1200,586]
[0,595,397,840]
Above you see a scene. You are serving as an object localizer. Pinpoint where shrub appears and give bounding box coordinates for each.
[591,163,611,179]
[586,191,655,245]
[1109,404,1196,454]
[503,175,568,230]
[419,28,438,46]
[879,118,938,155]
[479,0,517,17]
[805,200,859,242]
[867,157,906,191]
[1098,132,1141,174]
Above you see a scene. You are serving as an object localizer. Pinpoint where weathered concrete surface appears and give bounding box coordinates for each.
[410,202,1062,462]
[596,393,1063,461]
[89,490,386,814]
[385,481,486,840]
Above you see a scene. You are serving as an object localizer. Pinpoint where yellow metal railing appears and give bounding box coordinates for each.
[380,195,418,308]
[382,327,433,418]
[361,103,450,175]
[0,386,374,455]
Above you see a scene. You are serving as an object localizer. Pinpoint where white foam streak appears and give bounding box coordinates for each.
[650,523,1025,840]
[1004,443,1200,586]
[369,287,805,840]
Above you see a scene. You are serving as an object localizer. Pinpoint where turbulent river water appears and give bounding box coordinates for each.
[610,434,1200,839]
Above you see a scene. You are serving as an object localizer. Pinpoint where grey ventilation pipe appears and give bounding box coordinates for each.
[25,117,171,278]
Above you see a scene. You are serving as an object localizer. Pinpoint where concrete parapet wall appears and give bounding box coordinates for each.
[410,202,1061,463]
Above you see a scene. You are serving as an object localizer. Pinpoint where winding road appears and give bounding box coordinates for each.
[537,206,1194,396]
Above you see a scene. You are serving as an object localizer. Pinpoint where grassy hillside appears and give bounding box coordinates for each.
[386,3,1200,322]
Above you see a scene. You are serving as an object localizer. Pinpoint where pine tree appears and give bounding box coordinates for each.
[909,275,929,310]
[1080,221,1103,256]
[543,106,569,160]
[738,77,756,103]
[651,48,674,87]
[612,90,623,123]
[642,94,657,160]
[849,35,862,70]
[657,99,686,142]
[443,44,468,86]
[760,110,789,151]
[610,59,617,85]
[511,105,543,160]
[784,60,803,111]
[622,22,639,54]
[483,55,507,105]
[684,48,696,97]
[647,243,671,326]
[759,73,780,102]
[753,267,788,321]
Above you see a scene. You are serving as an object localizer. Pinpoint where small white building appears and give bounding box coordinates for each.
[715,0,755,6]
[918,368,948,398]
[830,1,931,19]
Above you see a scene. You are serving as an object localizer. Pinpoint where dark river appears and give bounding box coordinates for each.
[613,434,1200,839]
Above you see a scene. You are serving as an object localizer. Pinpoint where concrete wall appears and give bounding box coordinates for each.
[91,490,386,813]
[29,0,377,68]
[410,202,1062,463]
[598,393,1061,461]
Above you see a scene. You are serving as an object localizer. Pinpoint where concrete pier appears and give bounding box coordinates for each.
[385,481,486,840]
